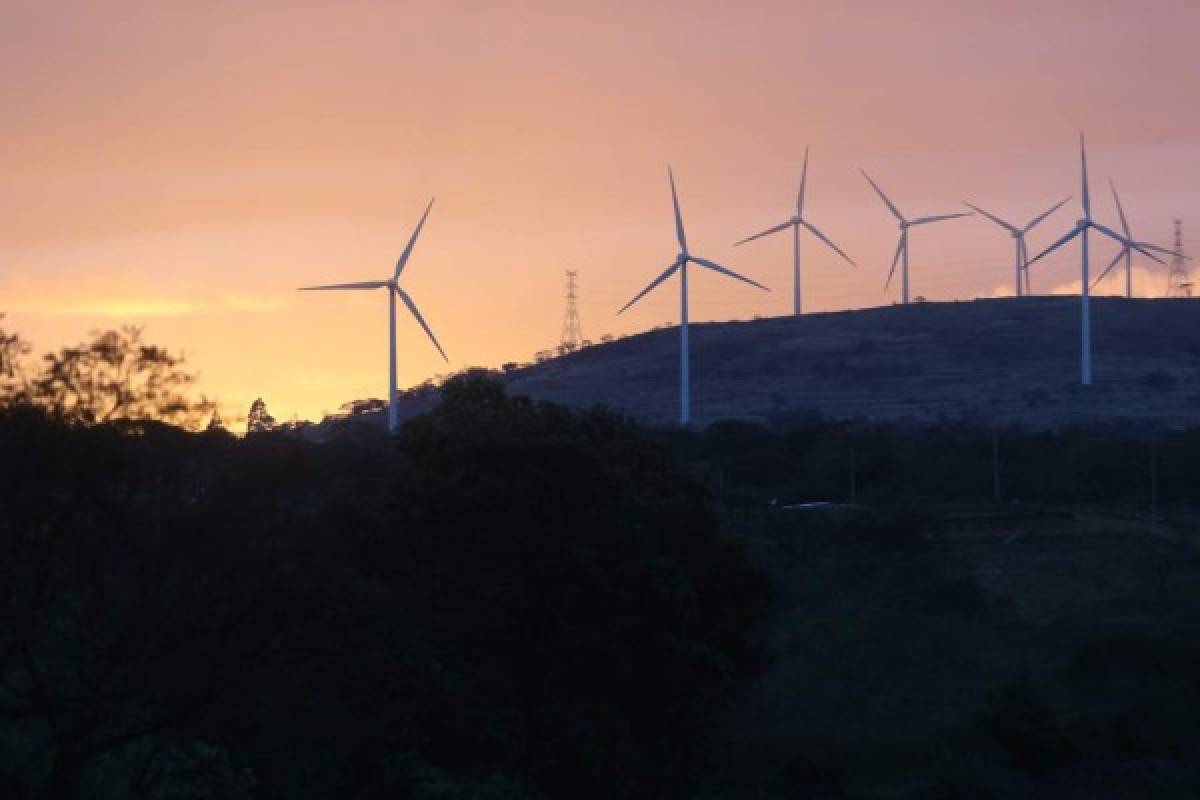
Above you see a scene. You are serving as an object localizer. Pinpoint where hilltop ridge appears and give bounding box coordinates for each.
[503,296,1200,429]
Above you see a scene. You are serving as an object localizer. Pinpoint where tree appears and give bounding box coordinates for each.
[0,375,769,799]
[388,373,769,800]
[246,398,276,434]
[0,313,31,401]
[0,414,270,799]
[28,327,214,428]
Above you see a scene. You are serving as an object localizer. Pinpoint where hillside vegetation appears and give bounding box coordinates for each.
[508,297,1200,428]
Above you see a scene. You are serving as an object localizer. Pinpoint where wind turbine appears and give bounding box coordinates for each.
[618,168,770,426]
[1089,180,1177,298]
[734,147,855,315]
[1025,136,1166,385]
[861,171,971,304]
[962,196,1071,296]
[299,199,448,434]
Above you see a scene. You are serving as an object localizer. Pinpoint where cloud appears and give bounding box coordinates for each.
[3,292,287,318]
[976,262,1179,300]
[1045,262,1175,298]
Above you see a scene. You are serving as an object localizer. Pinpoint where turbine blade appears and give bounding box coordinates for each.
[1091,246,1127,290]
[669,167,687,253]
[797,146,809,216]
[800,219,856,266]
[298,280,390,291]
[395,287,448,361]
[1025,226,1081,267]
[884,236,904,289]
[1080,133,1090,218]
[1109,180,1131,238]
[1023,196,1072,233]
[1090,221,1131,248]
[690,256,770,291]
[860,170,905,222]
[1128,240,1167,266]
[394,198,435,279]
[911,212,972,225]
[617,260,682,314]
[1136,242,1188,259]
[733,219,793,247]
[963,202,1018,233]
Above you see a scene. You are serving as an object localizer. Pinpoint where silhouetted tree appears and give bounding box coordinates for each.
[245,397,275,434]
[386,373,769,800]
[0,313,31,401]
[27,327,213,427]
[338,397,385,416]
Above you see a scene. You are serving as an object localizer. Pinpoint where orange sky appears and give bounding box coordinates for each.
[3,0,1199,422]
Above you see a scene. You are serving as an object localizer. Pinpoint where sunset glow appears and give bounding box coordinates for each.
[4,0,1198,421]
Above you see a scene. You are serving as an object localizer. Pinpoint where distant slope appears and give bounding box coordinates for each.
[504,297,1200,428]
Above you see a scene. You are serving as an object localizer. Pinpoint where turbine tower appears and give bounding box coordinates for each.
[299,199,448,434]
[618,168,769,426]
[734,147,855,315]
[861,171,971,304]
[560,269,583,351]
[1025,136,1165,385]
[1090,181,1174,298]
[1166,219,1192,298]
[963,197,1071,296]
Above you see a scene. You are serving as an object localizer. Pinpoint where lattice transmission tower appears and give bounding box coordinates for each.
[1166,219,1192,298]
[560,270,583,351]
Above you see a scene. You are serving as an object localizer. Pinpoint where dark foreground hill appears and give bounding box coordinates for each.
[506,296,1200,429]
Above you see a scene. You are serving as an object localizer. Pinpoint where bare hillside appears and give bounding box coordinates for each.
[504,297,1200,428]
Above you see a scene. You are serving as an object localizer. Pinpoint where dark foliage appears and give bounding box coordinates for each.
[8,326,215,428]
[0,375,767,800]
[660,418,1200,513]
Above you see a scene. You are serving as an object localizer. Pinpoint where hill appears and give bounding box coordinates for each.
[504,296,1200,429]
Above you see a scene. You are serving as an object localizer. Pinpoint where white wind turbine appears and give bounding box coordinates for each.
[1089,180,1176,298]
[962,196,1071,296]
[861,171,972,304]
[1025,136,1166,385]
[618,168,770,426]
[299,199,448,434]
[734,147,855,315]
